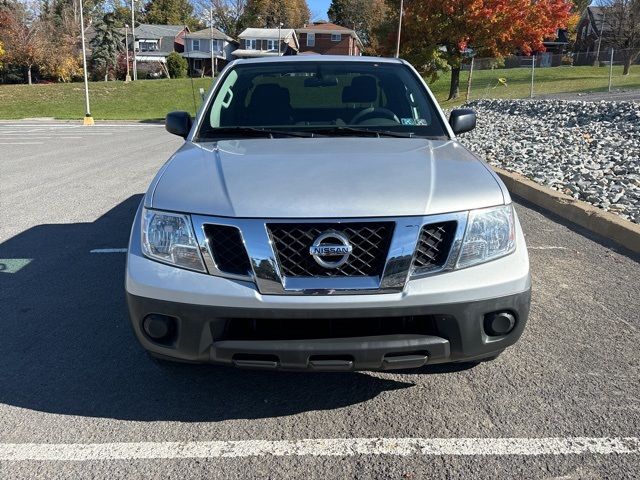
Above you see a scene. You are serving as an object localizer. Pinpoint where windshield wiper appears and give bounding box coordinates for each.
[197,127,315,140]
[307,126,416,138]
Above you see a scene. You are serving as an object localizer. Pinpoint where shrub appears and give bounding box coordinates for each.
[166,52,187,79]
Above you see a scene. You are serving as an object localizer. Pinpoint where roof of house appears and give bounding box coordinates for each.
[134,24,187,39]
[296,22,363,48]
[184,27,236,43]
[238,28,297,40]
[584,6,612,36]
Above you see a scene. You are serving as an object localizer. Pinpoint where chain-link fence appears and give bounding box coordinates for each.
[459,48,640,102]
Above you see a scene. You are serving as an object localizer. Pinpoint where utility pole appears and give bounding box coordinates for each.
[210,6,215,77]
[395,0,404,58]
[131,0,137,80]
[79,0,93,125]
[278,22,283,55]
[125,24,131,82]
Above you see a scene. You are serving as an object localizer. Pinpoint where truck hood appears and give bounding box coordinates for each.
[150,138,506,218]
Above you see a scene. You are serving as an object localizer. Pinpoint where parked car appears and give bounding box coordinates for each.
[126,56,531,371]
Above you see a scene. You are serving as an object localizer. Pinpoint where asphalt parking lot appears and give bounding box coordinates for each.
[0,121,639,479]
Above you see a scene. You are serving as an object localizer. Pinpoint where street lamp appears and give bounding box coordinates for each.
[124,24,131,82]
[131,0,137,80]
[78,0,93,125]
[278,22,283,55]
[214,5,216,78]
[395,0,404,58]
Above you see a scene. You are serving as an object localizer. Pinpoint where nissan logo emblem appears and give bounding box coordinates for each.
[309,231,353,269]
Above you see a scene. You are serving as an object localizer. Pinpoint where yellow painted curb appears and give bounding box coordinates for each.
[83,116,95,126]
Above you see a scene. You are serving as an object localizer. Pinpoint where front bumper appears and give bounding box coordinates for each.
[127,290,531,370]
[126,201,531,371]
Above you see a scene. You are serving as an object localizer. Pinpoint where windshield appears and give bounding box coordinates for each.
[196,61,449,140]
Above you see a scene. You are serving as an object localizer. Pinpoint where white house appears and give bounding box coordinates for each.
[182,27,237,76]
[234,28,299,58]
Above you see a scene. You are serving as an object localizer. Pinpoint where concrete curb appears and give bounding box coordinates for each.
[493,166,640,254]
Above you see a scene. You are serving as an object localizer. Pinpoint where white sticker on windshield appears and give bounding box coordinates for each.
[401,118,428,126]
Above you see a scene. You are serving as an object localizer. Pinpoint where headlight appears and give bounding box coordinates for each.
[457,204,516,269]
[141,208,206,272]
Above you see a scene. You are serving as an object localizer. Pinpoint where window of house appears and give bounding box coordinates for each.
[307,33,315,47]
[193,39,200,51]
[267,39,277,50]
[139,40,158,52]
[246,39,257,50]
[331,33,341,42]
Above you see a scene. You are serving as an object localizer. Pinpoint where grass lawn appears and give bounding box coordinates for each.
[0,77,214,120]
[0,65,638,120]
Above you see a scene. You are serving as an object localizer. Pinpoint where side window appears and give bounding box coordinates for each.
[192,39,200,51]
[331,33,341,42]
[307,33,315,47]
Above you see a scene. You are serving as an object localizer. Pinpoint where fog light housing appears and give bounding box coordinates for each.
[143,314,177,344]
[484,311,516,336]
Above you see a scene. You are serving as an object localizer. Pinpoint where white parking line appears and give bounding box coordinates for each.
[528,246,568,250]
[90,248,127,254]
[0,142,43,145]
[0,437,638,461]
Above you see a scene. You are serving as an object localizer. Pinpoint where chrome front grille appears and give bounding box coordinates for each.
[191,212,468,295]
[267,222,395,277]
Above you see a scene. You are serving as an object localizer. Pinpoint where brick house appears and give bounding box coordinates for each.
[296,22,363,56]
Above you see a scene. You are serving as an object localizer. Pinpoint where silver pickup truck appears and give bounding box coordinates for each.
[126,56,531,371]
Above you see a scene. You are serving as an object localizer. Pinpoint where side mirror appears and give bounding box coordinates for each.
[165,111,192,138]
[449,109,477,135]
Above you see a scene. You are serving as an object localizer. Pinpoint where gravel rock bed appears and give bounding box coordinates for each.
[454,99,640,224]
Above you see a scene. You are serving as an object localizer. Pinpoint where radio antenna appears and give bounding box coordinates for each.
[186,29,197,115]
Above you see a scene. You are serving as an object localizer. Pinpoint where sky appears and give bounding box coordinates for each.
[307,0,332,21]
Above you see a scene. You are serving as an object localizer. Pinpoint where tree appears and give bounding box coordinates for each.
[328,0,389,53]
[36,0,83,82]
[600,0,640,75]
[0,1,46,84]
[244,0,310,29]
[196,0,247,39]
[166,51,187,78]
[144,0,201,29]
[90,12,123,80]
[398,0,573,100]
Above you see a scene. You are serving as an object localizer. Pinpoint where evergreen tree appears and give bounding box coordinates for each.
[90,12,123,80]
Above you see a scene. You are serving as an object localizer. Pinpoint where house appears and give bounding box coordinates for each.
[233,28,299,58]
[296,21,363,56]
[130,24,189,66]
[182,28,237,76]
[574,6,612,64]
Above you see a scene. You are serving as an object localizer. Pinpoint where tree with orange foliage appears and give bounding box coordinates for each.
[0,1,46,84]
[399,0,573,100]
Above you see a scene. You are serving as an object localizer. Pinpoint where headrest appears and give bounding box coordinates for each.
[249,84,291,108]
[342,76,377,103]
